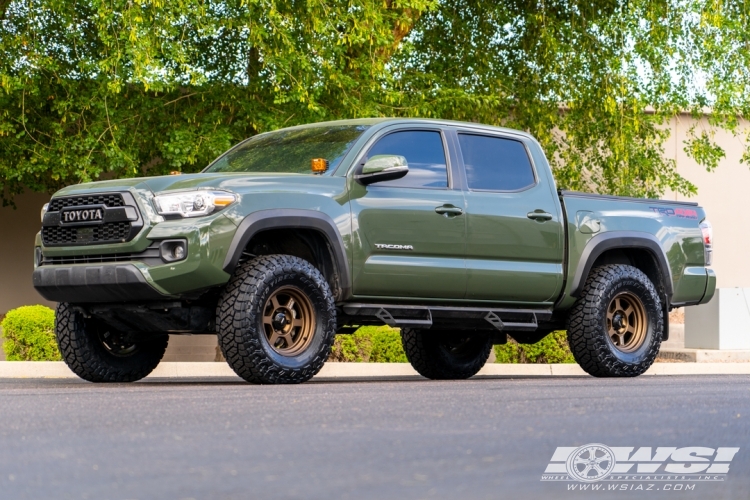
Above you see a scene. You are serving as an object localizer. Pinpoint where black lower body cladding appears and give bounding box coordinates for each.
[566,264,663,377]
[33,264,168,303]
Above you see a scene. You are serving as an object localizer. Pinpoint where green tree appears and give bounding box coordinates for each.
[1,0,748,204]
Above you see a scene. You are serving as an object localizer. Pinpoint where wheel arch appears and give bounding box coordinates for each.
[570,231,673,303]
[223,209,351,302]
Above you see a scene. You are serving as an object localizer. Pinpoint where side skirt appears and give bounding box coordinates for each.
[339,303,560,337]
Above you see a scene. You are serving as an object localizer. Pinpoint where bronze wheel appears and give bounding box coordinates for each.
[217,255,336,384]
[567,264,663,377]
[262,285,316,356]
[606,292,648,353]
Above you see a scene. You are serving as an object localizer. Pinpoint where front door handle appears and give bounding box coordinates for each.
[435,205,464,217]
[527,210,552,221]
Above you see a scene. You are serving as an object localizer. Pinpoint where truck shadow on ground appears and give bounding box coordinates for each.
[0,374,594,390]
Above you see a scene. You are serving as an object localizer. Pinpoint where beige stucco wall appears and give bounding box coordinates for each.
[664,116,750,289]
[0,192,54,315]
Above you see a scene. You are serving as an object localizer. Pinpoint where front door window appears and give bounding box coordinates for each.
[364,130,449,189]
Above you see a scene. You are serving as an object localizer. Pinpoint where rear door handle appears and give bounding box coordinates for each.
[527,210,552,221]
[435,205,464,217]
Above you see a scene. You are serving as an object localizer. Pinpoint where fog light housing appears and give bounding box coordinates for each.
[159,239,188,263]
[34,247,43,267]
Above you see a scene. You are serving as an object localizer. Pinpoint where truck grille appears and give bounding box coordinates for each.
[41,192,143,247]
[48,194,125,211]
[42,222,132,245]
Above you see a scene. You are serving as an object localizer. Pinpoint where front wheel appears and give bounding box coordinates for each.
[401,329,492,380]
[566,264,663,377]
[55,303,168,382]
[216,255,336,384]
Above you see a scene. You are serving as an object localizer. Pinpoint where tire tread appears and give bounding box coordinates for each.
[566,264,662,377]
[216,254,336,384]
[55,303,168,383]
[401,328,492,380]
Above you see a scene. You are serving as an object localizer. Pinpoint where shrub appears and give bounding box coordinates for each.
[1,305,61,361]
[329,325,407,362]
[329,332,370,362]
[494,330,575,364]
[369,328,408,363]
[329,327,573,364]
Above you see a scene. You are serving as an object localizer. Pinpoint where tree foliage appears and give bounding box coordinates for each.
[1,0,749,203]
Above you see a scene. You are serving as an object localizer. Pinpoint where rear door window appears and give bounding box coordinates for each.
[364,130,448,188]
[458,134,535,191]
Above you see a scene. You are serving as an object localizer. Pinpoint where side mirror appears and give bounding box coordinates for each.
[355,155,408,185]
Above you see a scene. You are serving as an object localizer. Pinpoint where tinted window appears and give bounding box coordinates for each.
[365,131,448,188]
[458,134,535,191]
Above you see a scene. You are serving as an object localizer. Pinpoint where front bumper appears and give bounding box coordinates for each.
[34,205,239,302]
[33,264,169,303]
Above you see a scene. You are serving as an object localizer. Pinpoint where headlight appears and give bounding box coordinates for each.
[153,190,237,218]
[40,203,49,222]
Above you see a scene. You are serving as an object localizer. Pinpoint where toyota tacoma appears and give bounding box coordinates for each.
[32,118,716,383]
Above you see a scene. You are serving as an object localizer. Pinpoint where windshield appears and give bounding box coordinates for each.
[204,125,370,174]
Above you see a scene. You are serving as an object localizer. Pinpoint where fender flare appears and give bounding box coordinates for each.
[223,209,351,301]
[569,231,673,301]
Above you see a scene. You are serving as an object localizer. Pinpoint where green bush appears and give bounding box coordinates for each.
[369,328,408,362]
[330,327,573,364]
[1,305,61,361]
[329,325,407,362]
[494,330,575,364]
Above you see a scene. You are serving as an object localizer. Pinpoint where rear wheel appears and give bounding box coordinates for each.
[401,329,492,380]
[566,264,663,377]
[55,303,168,382]
[216,254,336,384]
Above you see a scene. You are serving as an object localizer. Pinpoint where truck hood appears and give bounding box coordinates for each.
[52,172,324,197]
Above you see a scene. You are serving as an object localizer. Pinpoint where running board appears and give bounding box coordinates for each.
[376,307,433,327]
[342,303,550,332]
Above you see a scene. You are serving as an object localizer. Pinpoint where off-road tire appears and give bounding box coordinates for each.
[216,254,336,384]
[566,264,663,377]
[401,329,493,380]
[55,303,169,382]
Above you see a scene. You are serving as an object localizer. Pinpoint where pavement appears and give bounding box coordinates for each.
[0,375,747,499]
[2,361,750,380]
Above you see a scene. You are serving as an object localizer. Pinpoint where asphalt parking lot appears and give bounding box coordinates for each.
[0,375,747,500]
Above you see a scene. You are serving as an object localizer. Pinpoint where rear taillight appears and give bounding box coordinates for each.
[699,220,713,266]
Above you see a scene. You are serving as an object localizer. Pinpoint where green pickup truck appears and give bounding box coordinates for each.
[32,118,716,383]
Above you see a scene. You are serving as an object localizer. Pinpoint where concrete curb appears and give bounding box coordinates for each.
[658,348,750,363]
[0,361,749,380]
